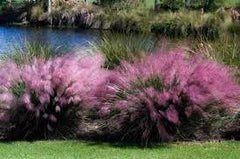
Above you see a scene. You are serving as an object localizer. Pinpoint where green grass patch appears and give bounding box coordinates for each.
[0,141,239,159]
[0,40,60,65]
[224,0,240,7]
[93,32,157,69]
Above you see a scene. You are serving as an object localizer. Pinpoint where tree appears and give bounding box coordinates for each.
[154,0,160,12]
[98,0,101,5]
[6,0,11,6]
[48,0,51,14]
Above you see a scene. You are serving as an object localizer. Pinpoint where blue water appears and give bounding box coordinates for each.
[0,25,99,53]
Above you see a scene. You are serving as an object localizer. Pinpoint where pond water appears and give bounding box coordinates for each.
[0,25,99,54]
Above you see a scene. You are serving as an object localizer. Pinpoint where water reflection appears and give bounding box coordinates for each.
[0,26,99,53]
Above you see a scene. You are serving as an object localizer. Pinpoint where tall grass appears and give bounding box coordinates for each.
[192,34,240,69]
[92,32,158,69]
[0,40,59,65]
[151,11,220,40]
[227,23,240,36]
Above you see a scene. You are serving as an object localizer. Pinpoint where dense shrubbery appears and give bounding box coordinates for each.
[0,1,32,24]
[50,4,97,28]
[151,11,220,39]
[151,22,219,39]
[159,0,223,11]
[100,0,143,10]
[2,0,239,41]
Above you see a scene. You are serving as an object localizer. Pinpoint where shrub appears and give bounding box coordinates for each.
[160,0,184,11]
[0,54,109,140]
[100,0,143,9]
[150,11,220,40]
[151,22,188,38]
[50,4,96,28]
[110,14,141,32]
[99,50,240,144]
[151,21,219,40]
[159,0,223,11]
[30,4,44,22]
[194,23,219,40]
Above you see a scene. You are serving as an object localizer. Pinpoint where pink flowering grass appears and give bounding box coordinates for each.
[0,48,240,143]
[0,53,110,140]
[99,50,240,144]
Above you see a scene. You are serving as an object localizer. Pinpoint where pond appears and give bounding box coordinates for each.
[0,25,99,54]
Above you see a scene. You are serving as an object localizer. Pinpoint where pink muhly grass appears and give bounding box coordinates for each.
[0,53,110,139]
[100,49,240,143]
[0,62,20,109]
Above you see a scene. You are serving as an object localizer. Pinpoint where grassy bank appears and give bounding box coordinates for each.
[1,1,240,39]
[0,141,239,159]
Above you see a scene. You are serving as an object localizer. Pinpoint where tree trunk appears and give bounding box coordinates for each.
[6,0,11,6]
[154,0,160,12]
[185,0,191,8]
[154,0,157,9]
[205,0,214,11]
[48,0,52,14]
[48,0,52,25]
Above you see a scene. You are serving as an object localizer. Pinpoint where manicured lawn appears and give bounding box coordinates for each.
[0,141,239,159]
[224,0,240,7]
[145,0,240,8]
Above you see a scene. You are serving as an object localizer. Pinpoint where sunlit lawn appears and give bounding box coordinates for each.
[145,0,240,7]
[0,141,239,159]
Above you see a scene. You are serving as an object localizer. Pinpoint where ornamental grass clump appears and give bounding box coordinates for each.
[0,54,109,140]
[1,40,58,65]
[99,50,240,144]
[93,32,157,69]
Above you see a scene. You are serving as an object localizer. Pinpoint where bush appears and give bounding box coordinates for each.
[151,22,188,38]
[150,11,220,39]
[151,21,219,40]
[100,0,143,9]
[193,23,219,40]
[99,50,240,144]
[160,0,184,11]
[50,4,96,27]
[30,4,44,22]
[0,54,110,140]
[159,0,223,11]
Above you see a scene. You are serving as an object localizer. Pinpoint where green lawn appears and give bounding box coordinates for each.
[224,0,240,6]
[145,0,240,8]
[0,141,239,159]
